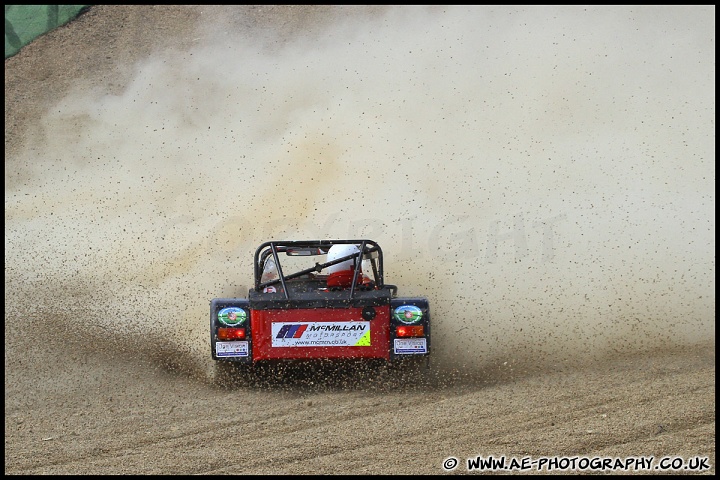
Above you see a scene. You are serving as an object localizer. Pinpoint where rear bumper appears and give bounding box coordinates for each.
[210,297,431,363]
[251,306,391,361]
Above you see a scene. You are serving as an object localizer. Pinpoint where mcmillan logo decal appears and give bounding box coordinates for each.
[275,324,309,339]
[308,324,367,332]
[275,323,366,338]
[271,321,371,347]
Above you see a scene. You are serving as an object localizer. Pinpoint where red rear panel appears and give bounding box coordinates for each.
[251,306,390,360]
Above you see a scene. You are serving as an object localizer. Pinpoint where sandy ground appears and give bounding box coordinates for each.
[5,5,715,475]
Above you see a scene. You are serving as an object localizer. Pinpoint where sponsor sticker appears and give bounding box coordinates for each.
[216,340,249,357]
[394,338,427,354]
[218,307,247,326]
[271,321,371,347]
[393,305,423,324]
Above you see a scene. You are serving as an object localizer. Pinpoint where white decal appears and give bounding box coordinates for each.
[271,321,371,347]
[216,341,249,357]
[393,338,427,354]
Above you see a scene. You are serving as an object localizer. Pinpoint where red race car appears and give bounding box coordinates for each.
[210,240,431,376]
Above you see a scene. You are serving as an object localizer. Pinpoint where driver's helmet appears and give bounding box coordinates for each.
[326,244,362,288]
[326,244,360,273]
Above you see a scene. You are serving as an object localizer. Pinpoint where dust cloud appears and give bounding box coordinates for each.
[5,6,714,382]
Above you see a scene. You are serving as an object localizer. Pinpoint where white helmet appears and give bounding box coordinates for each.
[326,244,361,274]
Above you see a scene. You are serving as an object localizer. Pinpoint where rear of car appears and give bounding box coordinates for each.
[210,240,430,370]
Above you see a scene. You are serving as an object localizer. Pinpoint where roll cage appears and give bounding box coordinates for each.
[253,239,395,300]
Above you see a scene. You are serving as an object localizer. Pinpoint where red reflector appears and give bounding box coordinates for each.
[218,327,246,340]
[396,325,424,337]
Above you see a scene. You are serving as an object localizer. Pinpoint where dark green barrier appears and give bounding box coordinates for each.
[5,5,90,59]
